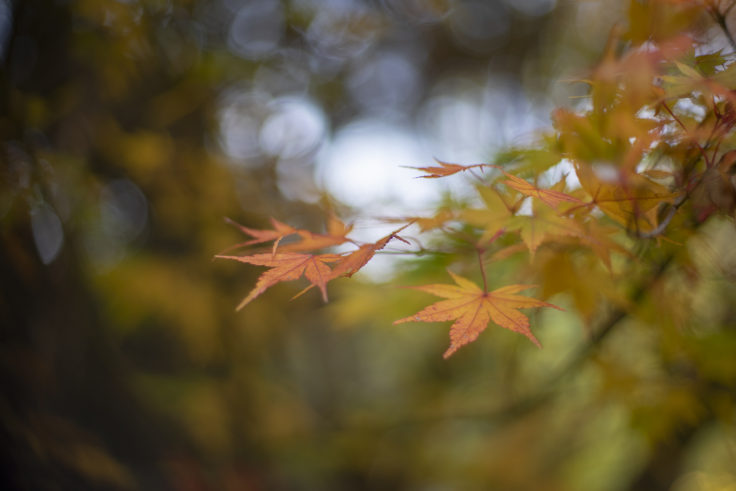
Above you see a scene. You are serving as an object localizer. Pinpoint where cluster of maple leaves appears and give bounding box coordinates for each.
[215,156,662,358]
[219,0,736,358]
[216,204,565,358]
[216,216,410,310]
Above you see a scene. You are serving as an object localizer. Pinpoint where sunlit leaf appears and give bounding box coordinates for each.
[216,253,341,309]
[395,272,561,357]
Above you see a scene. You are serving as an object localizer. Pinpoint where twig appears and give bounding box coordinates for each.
[632,153,721,239]
[709,4,736,52]
[661,102,712,168]
[726,0,736,16]
[633,195,687,239]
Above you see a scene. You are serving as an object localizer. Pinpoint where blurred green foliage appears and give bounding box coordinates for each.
[1,0,736,490]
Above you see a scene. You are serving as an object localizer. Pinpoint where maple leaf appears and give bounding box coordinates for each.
[577,219,630,271]
[395,272,562,358]
[462,186,516,244]
[383,209,454,232]
[406,159,488,178]
[215,253,341,310]
[413,209,454,231]
[507,200,582,258]
[573,163,678,232]
[282,223,413,301]
[500,172,580,208]
[224,215,354,255]
[222,217,297,255]
[330,224,410,279]
[281,215,354,252]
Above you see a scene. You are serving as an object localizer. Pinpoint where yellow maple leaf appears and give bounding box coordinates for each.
[462,186,517,244]
[508,201,582,257]
[574,163,678,232]
[394,272,562,358]
[501,172,580,208]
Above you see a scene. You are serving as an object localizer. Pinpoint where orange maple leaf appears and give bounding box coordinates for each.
[281,215,354,252]
[224,215,353,255]
[215,253,341,310]
[330,224,410,278]
[406,159,488,178]
[222,217,297,255]
[395,272,562,358]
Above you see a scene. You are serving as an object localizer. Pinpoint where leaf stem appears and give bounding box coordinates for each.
[476,247,488,293]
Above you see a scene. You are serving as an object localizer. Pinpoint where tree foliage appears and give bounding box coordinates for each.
[221,0,736,361]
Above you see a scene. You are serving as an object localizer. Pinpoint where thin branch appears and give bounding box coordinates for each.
[375,249,453,256]
[632,150,722,239]
[629,99,729,239]
[725,0,736,16]
[661,102,712,168]
[707,2,736,51]
[469,168,489,183]
[633,195,686,239]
